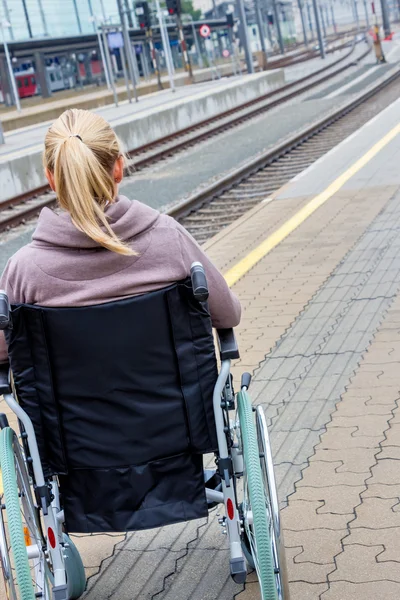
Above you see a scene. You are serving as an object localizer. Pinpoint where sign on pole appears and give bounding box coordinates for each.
[107,31,124,49]
[199,24,211,38]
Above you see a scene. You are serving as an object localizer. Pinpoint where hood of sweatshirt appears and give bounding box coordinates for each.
[32,195,160,249]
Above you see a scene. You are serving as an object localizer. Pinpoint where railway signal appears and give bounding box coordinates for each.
[166,0,181,15]
[135,1,151,29]
[165,0,192,81]
[226,13,234,27]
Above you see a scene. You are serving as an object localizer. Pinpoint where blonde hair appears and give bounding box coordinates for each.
[44,108,135,256]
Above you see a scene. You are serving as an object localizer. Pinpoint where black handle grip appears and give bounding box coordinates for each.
[241,373,252,390]
[0,291,11,331]
[190,262,209,303]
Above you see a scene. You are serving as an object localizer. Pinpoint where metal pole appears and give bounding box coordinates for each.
[189,16,204,68]
[88,0,96,32]
[297,0,308,45]
[21,0,33,38]
[380,0,391,36]
[99,0,107,21]
[102,28,119,106]
[1,2,13,40]
[237,0,255,72]
[156,0,176,90]
[177,13,193,80]
[96,24,111,88]
[330,2,337,32]
[271,0,285,54]
[124,0,133,27]
[312,0,325,57]
[307,2,314,38]
[120,45,132,102]
[2,24,20,111]
[352,0,360,30]
[363,0,370,26]
[72,0,82,34]
[255,0,268,68]
[116,0,139,101]
[147,29,163,90]
[37,0,48,35]
[320,4,327,36]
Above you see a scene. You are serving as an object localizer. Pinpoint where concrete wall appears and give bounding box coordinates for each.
[0,69,284,205]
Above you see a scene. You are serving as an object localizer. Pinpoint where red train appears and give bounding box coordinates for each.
[2,59,102,101]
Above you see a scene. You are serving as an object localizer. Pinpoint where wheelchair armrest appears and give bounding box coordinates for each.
[0,362,11,395]
[217,329,240,361]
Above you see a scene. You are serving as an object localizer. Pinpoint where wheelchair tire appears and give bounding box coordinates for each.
[63,533,86,599]
[237,390,278,600]
[0,427,35,600]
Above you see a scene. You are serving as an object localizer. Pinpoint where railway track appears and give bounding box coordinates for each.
[175,70,400,243]
[0,33,370,233]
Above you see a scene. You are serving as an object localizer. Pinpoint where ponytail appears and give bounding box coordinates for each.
[44,109,135,256]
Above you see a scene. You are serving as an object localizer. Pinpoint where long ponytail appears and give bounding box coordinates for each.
[44,109,135,256]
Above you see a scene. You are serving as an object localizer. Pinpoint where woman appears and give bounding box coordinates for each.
[0,108,240,363]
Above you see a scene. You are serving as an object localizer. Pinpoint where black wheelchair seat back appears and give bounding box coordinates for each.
[4,279,219,533]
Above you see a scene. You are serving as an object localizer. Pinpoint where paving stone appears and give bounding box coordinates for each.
[289,582,329,599]
[353,496,400,529]
[293,486,362,515]
[282,500,350,531]
[308,447,376,473]
[362,482,400,499]
[284,529,347,564]
[346,526,400,558]
[369,458,400,485]
[297,460,368,488]
[329,543,400,583]
[322,580,400,599]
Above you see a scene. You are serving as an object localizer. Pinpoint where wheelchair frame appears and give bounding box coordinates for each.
[0,265,289,600]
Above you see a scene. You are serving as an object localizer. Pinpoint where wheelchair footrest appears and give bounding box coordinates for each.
[230,557,247,584]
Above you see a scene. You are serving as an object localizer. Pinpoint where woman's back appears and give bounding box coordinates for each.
[0,109,240,362]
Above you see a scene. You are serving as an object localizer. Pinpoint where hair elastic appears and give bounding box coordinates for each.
[69,134,83,141]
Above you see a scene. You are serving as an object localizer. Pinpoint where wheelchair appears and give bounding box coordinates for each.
[0,262,289,600]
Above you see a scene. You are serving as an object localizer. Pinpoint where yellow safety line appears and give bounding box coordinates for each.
[225,122,400,288]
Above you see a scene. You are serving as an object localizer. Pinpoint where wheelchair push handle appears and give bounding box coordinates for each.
[190,262,209,303]
[241,372,252,390]
[0,290,11,330]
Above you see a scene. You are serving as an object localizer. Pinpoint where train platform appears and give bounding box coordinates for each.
[0,37,364,206]
[1,41,400,600]
[66,80,400,598]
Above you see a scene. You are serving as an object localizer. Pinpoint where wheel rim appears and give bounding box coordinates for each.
[256,406,290,600]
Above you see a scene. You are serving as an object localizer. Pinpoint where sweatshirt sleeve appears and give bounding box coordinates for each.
[0,260,14,364]
[175,221,241,329]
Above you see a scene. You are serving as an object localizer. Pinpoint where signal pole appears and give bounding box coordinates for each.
[237,0,254,72]
[147,29,164,89]
[117,0,138,101]
[298,0,308,45]
[177,14,193,80]
[312,0,325,58]
[21,0,33,38]
[1,1,13,40]
[271,0,284,54]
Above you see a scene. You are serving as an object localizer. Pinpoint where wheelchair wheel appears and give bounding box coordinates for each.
[237,391,290,600]
[0,427,50,599]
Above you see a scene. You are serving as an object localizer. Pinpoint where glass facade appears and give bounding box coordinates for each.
[1,0,123,41]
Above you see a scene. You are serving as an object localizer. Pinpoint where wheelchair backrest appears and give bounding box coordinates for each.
[5,280,218,478]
